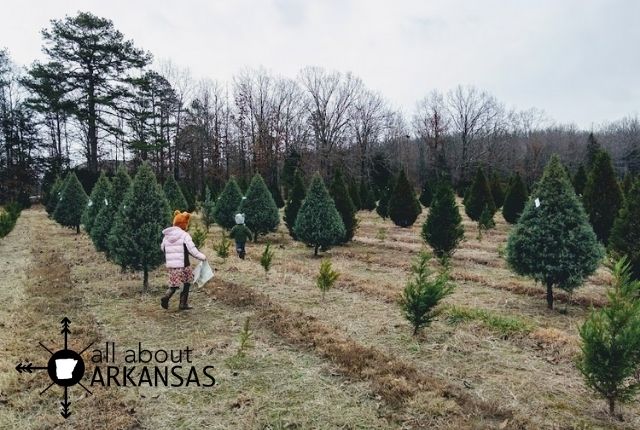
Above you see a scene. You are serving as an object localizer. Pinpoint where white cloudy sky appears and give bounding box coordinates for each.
[2,0,639,128]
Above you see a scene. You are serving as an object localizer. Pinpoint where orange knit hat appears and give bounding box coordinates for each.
[172,210,191,230]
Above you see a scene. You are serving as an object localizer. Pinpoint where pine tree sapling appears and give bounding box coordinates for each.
[502,173,528,224]
[609,178,640,280]
[91,168,131,253]
[201,185,216,231]
[82,171,111,235]
[294,173,345,256]
[419,180,433,208]
[388,170,422,227]
[108,162,171,291]
[506,156,603,310]
[490,173,505,208]
[53,172,88,233]
[400,251,454,335]
[260,242,274,273]
[284,169,306,239]
[236,317,253,359]
[577,258,640,415]
[214,233,231,259]
[163,175,188,212]
[583,151,623,243]
[329,169,357,243]
[464,167,496,221]
[573,164,587,196]
[316,259,339,300]
[240,174,280,242]
[213,177,243,230]
[422,183,464,263]
[191,225,207,249]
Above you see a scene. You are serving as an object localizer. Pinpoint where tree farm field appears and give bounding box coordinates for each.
[0,201,634,430]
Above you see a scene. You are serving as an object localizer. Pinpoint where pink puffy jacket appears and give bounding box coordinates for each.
[161,226,206,268]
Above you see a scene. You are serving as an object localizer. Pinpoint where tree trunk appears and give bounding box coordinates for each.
[546,282,554,310]
[314,245,319,256]
[88,80,98,173]
[143,268,149,293]
[608,397,615,415]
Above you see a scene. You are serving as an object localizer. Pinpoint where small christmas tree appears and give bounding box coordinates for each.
[360,180,377,211]
[239,174,280,242]
[582,151,623,243]
[573,164,587,196]
[163,175,188,212]
[316,259,339,300]
[45,175,64,216]
[422,183,464,263]
[477,204,495,241]
[419,180,433,207]
[284,169,306,240]
[108,162,171,292]
[53,172,88,234]
[91,168,131,253]
[213,177,243,230]
[179,181,197,212]
[609,178,640,280]
[375,176,395,219]
[502,172,528,224]
[260,242,274,274]
[577,258,640,415]
[506,156,603,310]
[464,167,496,221]
[329,169,357,243]
[294,173,345,256]
[388,170,422,227]
[348,179,362,210]
[400,251,454,335]
[82,172,111,235]
[489,173,505,208]
[201,185,216,231]
[269,176,285,209]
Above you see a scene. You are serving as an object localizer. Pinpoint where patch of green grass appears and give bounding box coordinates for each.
[445,305,532,336]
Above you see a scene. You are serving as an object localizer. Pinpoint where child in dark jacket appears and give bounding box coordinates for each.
[229,213,252,259]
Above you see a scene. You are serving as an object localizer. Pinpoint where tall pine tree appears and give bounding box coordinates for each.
[609,178,640,280]
[506,156,603,310]
[388,170,422,227]
[585,132,601,170]
[108,163,171,292]
[502,173,528,224]
[82,171,111,235]
[239,174,280,242]
[329,169,357,243]
[422,183,464,262]
[464,167,496,221]
[163,175,188,212]
[53,172,88,234]
[582,151,623,243]
[294,174,345,256]
[284,169,306,240]
[213,177,243,230]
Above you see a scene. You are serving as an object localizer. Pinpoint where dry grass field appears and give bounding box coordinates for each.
[0,201,637,429]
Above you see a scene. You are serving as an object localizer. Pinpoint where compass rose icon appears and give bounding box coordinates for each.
[15,317,94,419]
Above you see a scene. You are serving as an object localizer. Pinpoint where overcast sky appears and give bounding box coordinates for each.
[2,0,639,129]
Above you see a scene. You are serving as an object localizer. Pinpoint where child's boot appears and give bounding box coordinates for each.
[160,287,178,309]
[179,283,193,310]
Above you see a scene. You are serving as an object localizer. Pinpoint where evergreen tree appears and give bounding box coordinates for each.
[201,185,216,231]
[506,156,603,310]
[464,167,496,221]
[239,174,280,242]
[422,183,464,262]
[376,176,395,219]
[45,175,64,215]
[179,181,196,212]
[348,179,362,210]
[388,170,422,227]
[163,175,187,212]
[370,152,393,197]
[583,151,623,243]
[91,168,131,253]
[213,177,243,230]
[586,132,601,169]
[53,172,88,233]
[81,171,111,235]
[419,180,433,208]
[269,176,285,209]
[360,180,377,211]
[621,172,634,198]
[281,148,301,199]
[502,173,528,224]
[609,178,640,280]
[329,169,358,243]
[573,164,587,196]
[477,205,495,240]
[578,258,640,415]
[284,169,306,239]
[294,173,345,256]
[108,162,171,292]
[237,176,249,194]
[489,173,505,208]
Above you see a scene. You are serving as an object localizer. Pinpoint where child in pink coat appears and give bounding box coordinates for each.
[160,210,207,310]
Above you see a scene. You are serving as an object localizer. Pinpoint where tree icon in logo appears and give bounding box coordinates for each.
[15,317,93,419]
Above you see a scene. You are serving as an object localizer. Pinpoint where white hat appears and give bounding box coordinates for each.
[235,213,245,225]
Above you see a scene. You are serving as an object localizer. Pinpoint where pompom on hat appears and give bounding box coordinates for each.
[173,210,191,230]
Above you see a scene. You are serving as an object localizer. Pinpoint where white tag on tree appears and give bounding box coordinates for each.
[535,198,541,208]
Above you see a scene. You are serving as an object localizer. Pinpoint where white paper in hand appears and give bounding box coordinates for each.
[192,260,214,288]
